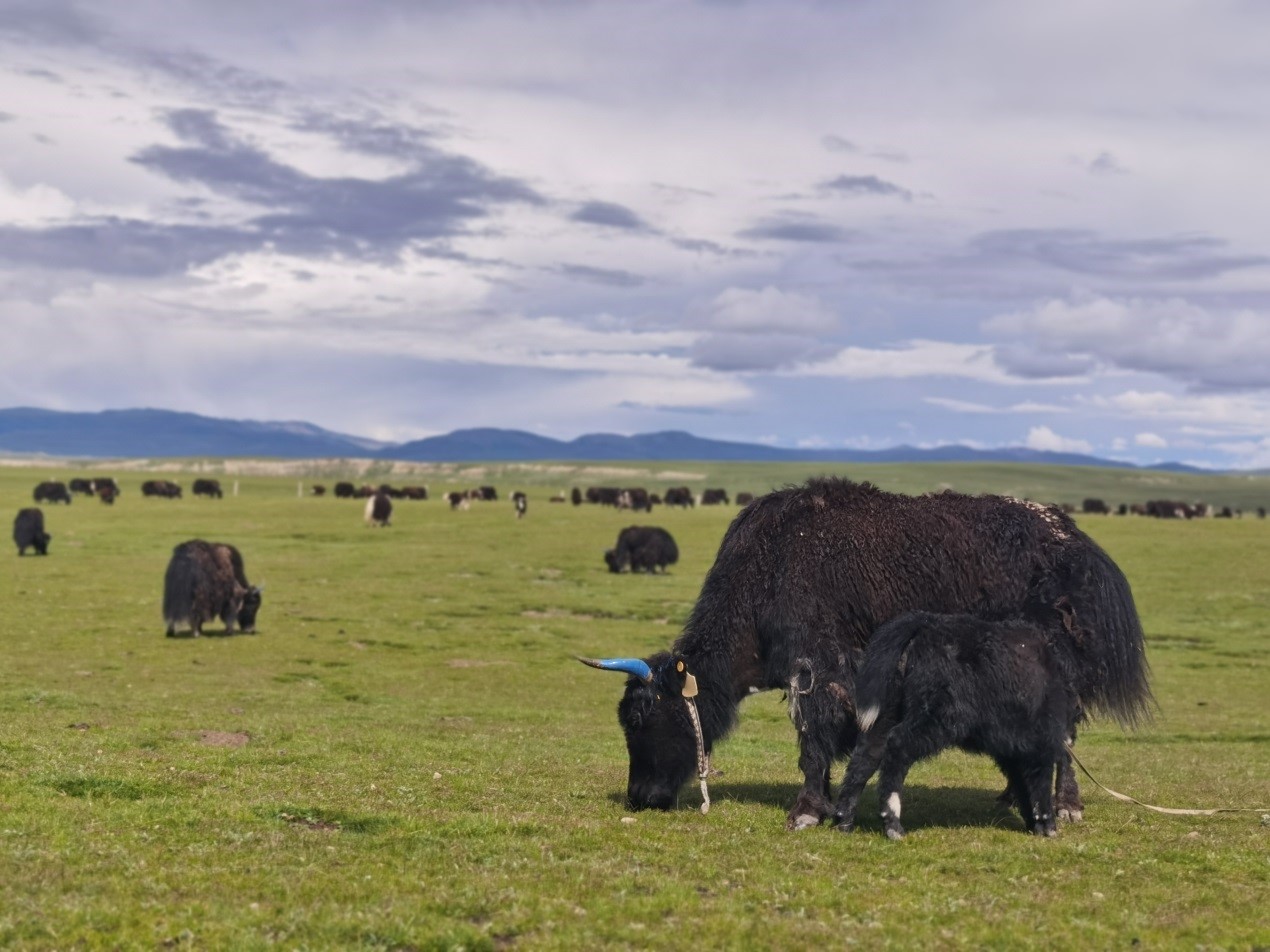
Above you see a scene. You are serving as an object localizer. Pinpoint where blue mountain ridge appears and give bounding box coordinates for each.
[0,408,1208,472]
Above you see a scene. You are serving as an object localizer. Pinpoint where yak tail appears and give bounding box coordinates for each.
[854,613,925,733]
[161,557,193,626]
[1067,543,1155,728]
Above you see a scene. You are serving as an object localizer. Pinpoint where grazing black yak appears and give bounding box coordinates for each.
[835,612,1079,839]
[163,540,262,637]
[33,481,72,504]
[13,508,51,556]
[580,477,1150,829]
[192,478,223,498]
[604,526,679,574]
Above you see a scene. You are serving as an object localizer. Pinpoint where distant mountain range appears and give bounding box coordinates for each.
[0,406,1207,472]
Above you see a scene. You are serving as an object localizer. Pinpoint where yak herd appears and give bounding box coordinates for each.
[12,470,1260,839]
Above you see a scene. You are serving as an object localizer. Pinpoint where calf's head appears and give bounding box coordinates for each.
[237,585,264,633]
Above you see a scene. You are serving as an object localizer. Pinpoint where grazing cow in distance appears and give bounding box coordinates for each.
[69,478,95,496]
[736,492,755,507]
[334,482,356,499]
[700,488,729,506]
[311,484,327,497]
[97,484,117,505]
[586,486,622,506]
[142,479,182,499]
[571,487,583,506]
[478,486,498,501]
[621,488,654,512]
[400,485,428,500]
[193,478,223,499]
[92,477,120,496]
[163,540,262,637]
[447,491,470,511]
[550,492,567,503]
[1259,507,1266,519]
[1081,498,1109,515]
[513,491,527,519]
[580,478,1150,829]
[835,611,1078,839]
[13,508,51,556]
[33,481,72,505]
[663,487,694,509]
[365,492,393,527]
[604,526,679,574]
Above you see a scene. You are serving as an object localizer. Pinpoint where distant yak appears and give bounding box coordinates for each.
[163,540,262,637]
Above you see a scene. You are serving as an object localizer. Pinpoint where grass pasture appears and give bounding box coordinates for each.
[0,462,1267,950]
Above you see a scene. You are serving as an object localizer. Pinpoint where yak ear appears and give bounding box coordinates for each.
[576,656,652,682]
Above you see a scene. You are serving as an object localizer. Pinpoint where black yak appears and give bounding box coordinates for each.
[142,479,182,499]
[33,481,72,504]
[192,478,223,499]
[364,492,392,527]
[580,478,1150,829]
[604,526,679,574]
[163,540,262,636]
[513,491,528,519]
[13,508,51,556]
[663,487,694,508]
[333,481,356,499]
[835,612,1079,839]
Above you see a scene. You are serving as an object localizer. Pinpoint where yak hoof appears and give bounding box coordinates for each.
[885,827,905,841]
[1058,807,1083,822]
[788,813,822,831]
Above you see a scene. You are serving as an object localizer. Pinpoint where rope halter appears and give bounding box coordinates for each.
[676,659,711,815]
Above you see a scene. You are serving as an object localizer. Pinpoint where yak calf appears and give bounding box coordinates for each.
[835,611,1078,839]
[163,540,262,637]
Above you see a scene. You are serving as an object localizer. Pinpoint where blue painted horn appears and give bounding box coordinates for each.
[577,656,652,682]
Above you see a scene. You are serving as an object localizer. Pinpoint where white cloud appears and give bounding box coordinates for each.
[1024,425,1092,454]
[792,340,1015,383]
[704,286,837,335]
[1134,432,1167,448]
[926,396,1071,414]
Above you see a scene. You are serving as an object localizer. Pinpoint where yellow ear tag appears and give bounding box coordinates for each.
[681,671,698,698]
[676,660,685,673]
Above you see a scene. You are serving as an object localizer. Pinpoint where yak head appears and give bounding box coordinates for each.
[603,549,625,573]
[580,652,698,810]
[237,584,264,633]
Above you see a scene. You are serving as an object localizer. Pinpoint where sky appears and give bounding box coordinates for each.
[2,1,1270,467]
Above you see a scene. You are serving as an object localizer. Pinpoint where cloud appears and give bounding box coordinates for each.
[970,230,1268,281]
[792,340,1016,384]
[1024,425,1092,454]
[569,200,648,231]
[820,174,912,200]
[987,296,1270,389]
[925,397,1071,414]
[1086,389,1270,434]
[1088,151,1128,175]
[737,215,853,243]
[556,263,644,287]
[1135,432,1167,447]
[689,286,839,372]
[820,134,857,154]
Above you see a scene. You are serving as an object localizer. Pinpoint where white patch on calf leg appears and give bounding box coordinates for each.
[857,704,880,732]
[886,791,901,819]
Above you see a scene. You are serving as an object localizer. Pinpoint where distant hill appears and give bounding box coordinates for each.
[0,407,1210,472]
[0,407,386,458]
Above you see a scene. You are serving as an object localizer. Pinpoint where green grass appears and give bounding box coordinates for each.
[0,462,1266,949]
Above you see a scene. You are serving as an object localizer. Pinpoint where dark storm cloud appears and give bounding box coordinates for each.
[130,108,541,255]
[557,263,645,287]
[820,174,912,201]
[569,200,649,231]
[970,229,1269,281]
[737,215,853,243]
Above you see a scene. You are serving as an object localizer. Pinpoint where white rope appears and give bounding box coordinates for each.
[1064,741,1268,817]
[685,696,710,814]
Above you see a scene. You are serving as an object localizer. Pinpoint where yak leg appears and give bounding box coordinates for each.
[1056,743,1084,822]
[833,730,887,833]
[875,721,948,840]
[785,734,835,830]
[1024,756,1059,837]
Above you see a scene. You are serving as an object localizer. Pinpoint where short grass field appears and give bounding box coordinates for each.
[1,461,1267,950]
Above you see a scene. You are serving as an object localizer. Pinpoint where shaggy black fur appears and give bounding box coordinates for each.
[604,526,679,574]
[163,540,262,637]
[600,477,1151,827]
[836,611,1079,839]
[13,508,50,556]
